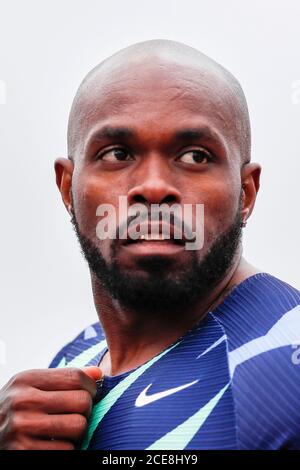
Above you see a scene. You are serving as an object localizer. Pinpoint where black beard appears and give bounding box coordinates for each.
[71,202,243,316]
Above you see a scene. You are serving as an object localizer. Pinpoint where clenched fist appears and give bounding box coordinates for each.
[0,366,102,450]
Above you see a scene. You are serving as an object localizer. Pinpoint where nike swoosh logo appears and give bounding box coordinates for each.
[147,382,230,450]
[135,380,199,407]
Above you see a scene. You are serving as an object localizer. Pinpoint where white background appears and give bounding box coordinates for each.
[0,0,299,387]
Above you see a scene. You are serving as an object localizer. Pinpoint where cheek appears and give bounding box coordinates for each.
[197,180,241,244]
[72,170,116,238]
[71,169,127,264]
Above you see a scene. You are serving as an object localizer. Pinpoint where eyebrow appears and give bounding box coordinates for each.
[91,126,135,142]
[86,125,225,153]
[173,128,220,142]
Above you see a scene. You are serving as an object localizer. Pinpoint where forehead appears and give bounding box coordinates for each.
[70,61,239,157]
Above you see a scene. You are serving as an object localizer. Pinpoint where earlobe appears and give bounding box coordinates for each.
[241,184,249,225]
[54,157,74,215]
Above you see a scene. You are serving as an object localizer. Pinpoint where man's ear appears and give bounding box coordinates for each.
[240,162,261,224]
[54,157,74,216]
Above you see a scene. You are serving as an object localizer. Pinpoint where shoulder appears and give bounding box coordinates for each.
[48,322,106,368]
[213,273,300,449]
[213,272,300,348]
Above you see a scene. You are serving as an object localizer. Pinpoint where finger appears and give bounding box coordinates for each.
[22,413,88,441]
[81,366,103,381]
[35,389,93,418]
[14,438,75,451]
[10,368,98,397]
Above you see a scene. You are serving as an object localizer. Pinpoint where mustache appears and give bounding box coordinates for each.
[115,210,195,241]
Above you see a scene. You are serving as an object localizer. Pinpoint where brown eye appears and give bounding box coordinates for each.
[178,149,212,165]
[97,148,133,162]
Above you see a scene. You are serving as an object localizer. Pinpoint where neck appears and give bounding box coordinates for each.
[91,249,261,377]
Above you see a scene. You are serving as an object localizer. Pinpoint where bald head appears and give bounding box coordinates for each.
[67,39,251,164]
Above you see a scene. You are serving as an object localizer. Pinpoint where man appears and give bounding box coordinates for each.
[1,39,300,450]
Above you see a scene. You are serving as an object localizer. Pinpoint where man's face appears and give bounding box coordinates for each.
[67,61,246,313]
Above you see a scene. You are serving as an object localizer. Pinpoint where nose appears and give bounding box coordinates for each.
[127,157,181,207]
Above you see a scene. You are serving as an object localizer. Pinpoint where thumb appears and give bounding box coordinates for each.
[81,366,103,381]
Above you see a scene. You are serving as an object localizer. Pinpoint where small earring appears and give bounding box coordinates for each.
[241,220,247,228]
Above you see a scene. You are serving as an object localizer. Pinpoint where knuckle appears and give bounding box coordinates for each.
[8,414,28,434]
[10,389,35,412]
[65,368,84,388]
[76,390,92,415]
[8,373,23,388]
[71,414,87,435]
[8,414,20,434]
[10,393,22,412]
[8,370,39,391]
[9,370,31,387]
